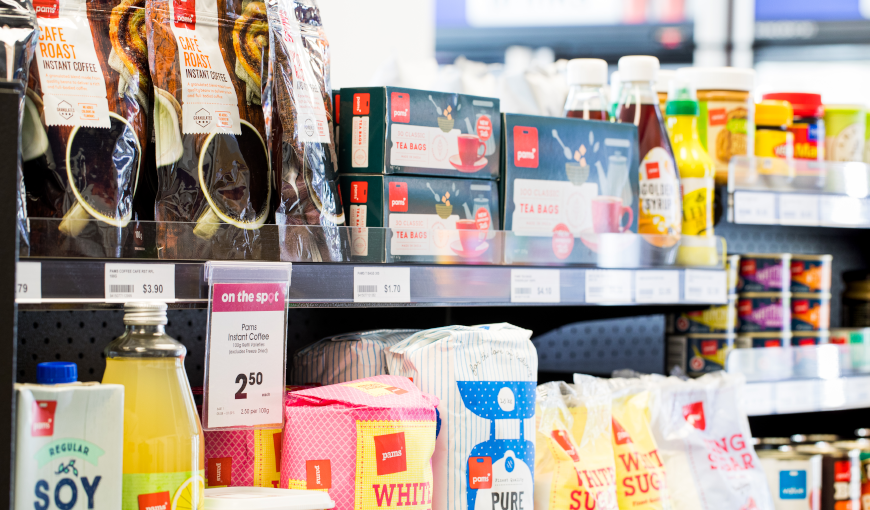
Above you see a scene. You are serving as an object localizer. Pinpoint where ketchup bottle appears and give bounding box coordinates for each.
[564,59,610,121]
[615,55,682,249]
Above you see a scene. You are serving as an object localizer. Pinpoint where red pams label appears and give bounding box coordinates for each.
[208,457,232,486]
[374,431,407,476]
[391,92,410,123]
[173,0,196,29]
[793,299,810,314]
[682,401,706,430]
[32,400,56,437]
[389,182,408,212]
[708,108,727,126]
[612,418,632,445]
[354,93,370,116]
[335,94,340,124]
[33,0,59,18]
[513,126,538,168]
[551,430,580,462]
[306,459,331,489]
[645,161,660,180]
[834,460,851,482]
[741,259,756,275]
[700,340,719,356]
[272,431,283,464]
[351,181,369,203]
[138,491,171,510]
[468,457,493,489]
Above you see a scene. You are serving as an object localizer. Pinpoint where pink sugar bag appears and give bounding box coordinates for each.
[281,375,439,510]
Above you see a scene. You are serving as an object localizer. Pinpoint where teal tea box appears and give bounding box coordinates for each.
[338,87,500,179]
[339,174,500,263]
[501,114,639,264]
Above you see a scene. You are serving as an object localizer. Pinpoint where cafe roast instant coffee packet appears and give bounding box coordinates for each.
[264,0,347,262]
[23,0,150,257]
[147,0,272,259]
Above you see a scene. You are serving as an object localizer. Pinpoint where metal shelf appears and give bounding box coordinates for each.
[744,376,870,416]
[16,259,727,309]
[727,156,870,228]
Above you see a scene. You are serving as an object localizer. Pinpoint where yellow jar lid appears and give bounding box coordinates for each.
[756,100,794,127]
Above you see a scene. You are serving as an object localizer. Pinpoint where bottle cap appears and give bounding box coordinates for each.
[676,67,755,92]
[756,100,793,127]
[36,362,77,384]
[655,69,676,94]
[566,58,608,86]
[617,55,659,82]
[665,77,699,116]
[124,301,169,326]
[762,92,823,118]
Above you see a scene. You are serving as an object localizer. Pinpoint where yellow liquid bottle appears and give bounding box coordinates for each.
[666,90,718,266]
[102,302,204,510]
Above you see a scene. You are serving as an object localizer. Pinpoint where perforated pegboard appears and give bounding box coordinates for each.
[532,315,666,376]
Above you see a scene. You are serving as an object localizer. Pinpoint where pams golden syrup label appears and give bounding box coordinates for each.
[638,147,681,246]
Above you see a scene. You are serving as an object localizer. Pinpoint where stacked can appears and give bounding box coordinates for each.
[791,254,833,346]
[666,254,740,376]
[736,253,792,347]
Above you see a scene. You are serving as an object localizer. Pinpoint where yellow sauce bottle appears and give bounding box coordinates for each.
[665,81,717,266]
[102,302,204,510]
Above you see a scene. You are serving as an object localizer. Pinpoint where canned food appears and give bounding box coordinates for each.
[738,292,792,333]
[792,292,832,331]
[667,333,734,377]
[727,254,740,295]
[736,332,791,348]
[830,328,870,373]
[758,450,821,510]
[738,253,791,292]
[670,296,738,334]
[792,331,830,346]
[794,442,861,510]
[830,328,870,345]
[791,254,833,293]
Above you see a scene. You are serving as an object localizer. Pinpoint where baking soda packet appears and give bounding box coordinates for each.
[386,324,538,510]
[598,376,673,510]
[535,378,618,510]
[643,372,774,510]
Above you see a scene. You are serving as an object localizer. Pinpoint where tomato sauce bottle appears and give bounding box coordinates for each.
[615,55,682,256]
[564,58,610,121]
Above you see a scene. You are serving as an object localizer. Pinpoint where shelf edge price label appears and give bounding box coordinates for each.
[684,269,727,303]
[733,191,777,224]
[104,263,176,303]
[585,270,632,304]
[354,267,411,303]
[206,282,286,429]
[635,270,679,304]
[511,269,560,303]
[16,262,42,303]
[779,194,820,226]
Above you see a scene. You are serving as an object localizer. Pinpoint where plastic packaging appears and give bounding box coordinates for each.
[564,59,610,121]
[291,329,419,385]
[147,0,271,260]
[204,487,336,510]
[265,0,347,262]
[24,0,149,257]
[535,379,618,510]
[102,302,205,509]
[14,362,124,510]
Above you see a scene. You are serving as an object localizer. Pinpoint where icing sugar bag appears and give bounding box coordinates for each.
[386,324,538,510]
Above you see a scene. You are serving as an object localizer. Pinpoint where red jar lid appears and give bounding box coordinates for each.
[762,92,824,118]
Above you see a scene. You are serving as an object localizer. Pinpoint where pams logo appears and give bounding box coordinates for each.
[33,0,58,18]
[645,161,661,180]
[468,457,493,489]
[351,181,368,204]
[306,459,331,489]
[551,430,580,462]
[738,299,753,315]
[741,259,756,276]
[32,400,56,437]
[208,457,232,486]
[354,93,370,116]
[611,418,632,445]
[513,126,538,168]
[700,340,719,356]
[682,401,706,430]
[374,432,407,475]
[173,0,196,30]
[790,261,804,276]
[138,491,171,510]
[391,92,410,124]
[793,299,810,314]
[389,182,408,212]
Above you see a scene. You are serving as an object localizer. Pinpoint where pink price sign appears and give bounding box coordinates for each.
[212,283,286,312]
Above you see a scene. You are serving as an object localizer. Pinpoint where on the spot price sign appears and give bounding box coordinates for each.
[105,263,176,302]
[206,282,286,429]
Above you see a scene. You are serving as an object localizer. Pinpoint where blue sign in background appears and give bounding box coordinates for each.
[757,0,866,20]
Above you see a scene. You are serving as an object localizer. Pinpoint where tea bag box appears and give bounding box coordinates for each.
[339,174,500,263]
[500,114,640,264]
[337,87,501,179]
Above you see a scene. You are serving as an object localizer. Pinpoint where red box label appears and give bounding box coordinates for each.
[351,181,369,204]
[208,457,232,486]
[32,401,56,437]
[306,459,331,489]
[389,182,408,212]
[513,126,538,168]
[173,0,196,29]
[374,431,407,476]
[468,457,493,489]
[33,0,59,18]
[700,340,719,356]
[551,430,580,462]
[353,93,370,116]
[682,401,706,430]
[138,491,171,510]
[645,161,661,180]
[709,108,727,126]
[612,418,632,445]
[390,92,410,123]
[334,94,340,124]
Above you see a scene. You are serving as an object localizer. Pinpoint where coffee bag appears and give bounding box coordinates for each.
[147,0,272,259]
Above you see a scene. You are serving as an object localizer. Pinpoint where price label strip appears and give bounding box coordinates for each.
[635,270,679,304]
[779,194,819,226]
[104,263,176,303]
[733,191,777,225]
[354,267,411,303]
[16,262,42,303]
[684,269,727,303]
[585,270,632,304]
[510,269,560,303]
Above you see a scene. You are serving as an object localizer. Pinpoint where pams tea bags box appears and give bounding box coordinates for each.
[338,87,501,179]
[501,114,639,264]
[339,174,500,263]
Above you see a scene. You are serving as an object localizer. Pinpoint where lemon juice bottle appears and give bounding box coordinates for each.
[103,302,204,510]
[666,79,718,265]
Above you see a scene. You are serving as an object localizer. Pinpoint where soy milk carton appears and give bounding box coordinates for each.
[14,362,123,510]
[386,324,538,510]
